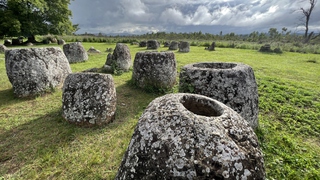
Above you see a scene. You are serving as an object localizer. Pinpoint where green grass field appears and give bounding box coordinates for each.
[0,43,319,179]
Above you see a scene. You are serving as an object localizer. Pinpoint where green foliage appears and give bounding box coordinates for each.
[0,0,75,37]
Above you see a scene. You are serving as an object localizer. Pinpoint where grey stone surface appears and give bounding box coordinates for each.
[169,41,179,50]
[0,44,7,54]
[58,39,66,45]
[139,41,147,47]
[5,47,71,97]
[87,46,101,53]
[63,42,88,63]
[132,51,177,90]
[104,43,131,73]
[179,41,190,52]
[179,62,259,129]
[208,42,216,51]
[116,93,265,180]
[147,40,160,50]
[62,73,116,127]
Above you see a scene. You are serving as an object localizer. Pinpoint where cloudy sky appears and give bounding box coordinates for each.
[69,0,320,35]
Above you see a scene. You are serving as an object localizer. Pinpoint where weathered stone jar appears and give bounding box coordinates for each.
[62,73,116,127]
[115,93,265,180]
[132,51,177,91]
[5,47,71,97]
[63,42,88,63]
[179,62,259,129]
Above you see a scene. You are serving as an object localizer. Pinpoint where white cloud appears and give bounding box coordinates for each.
[69,0,320,34]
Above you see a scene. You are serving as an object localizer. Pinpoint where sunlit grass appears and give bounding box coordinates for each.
[0,43,319,179]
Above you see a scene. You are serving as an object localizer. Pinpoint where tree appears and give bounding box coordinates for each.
[300,0,318,43]
[0,0,76,40]
[268,28,280,41]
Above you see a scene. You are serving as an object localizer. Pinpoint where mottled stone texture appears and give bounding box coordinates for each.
[179,41,190,52]
[132,51,177,90]
[139,41,147,47]
[62,73,116,127]
[147,40,160,50]
[116,93,265,180]
[179,62,259,129]
[0,44,7,53]
[63,42,88,63]
[104,43,131,72]
[169,41,179,50]
[5,47,71,97]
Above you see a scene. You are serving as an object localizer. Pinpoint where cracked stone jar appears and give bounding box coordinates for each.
[179,62,259,129]
[115,93,265,180]
[62,73,116,127]
[132,51,177,91]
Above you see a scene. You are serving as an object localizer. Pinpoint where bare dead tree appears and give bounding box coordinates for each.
[300,0,319,43]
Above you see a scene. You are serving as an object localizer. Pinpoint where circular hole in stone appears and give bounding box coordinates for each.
[193,62,237,69]
[181,95,224,117]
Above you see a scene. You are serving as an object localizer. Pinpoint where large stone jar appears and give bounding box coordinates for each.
[116,93,265,180]
[179,62,259,129]
[132,51,177,91]
[5,47,71,97]
[62,73,116,127]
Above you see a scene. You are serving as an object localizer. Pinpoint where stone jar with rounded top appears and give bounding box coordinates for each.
[115,93,265,180]
[5,47,71,97]
[179,62,259,129]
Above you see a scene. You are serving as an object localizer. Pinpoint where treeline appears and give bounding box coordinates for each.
[72,27,319,44]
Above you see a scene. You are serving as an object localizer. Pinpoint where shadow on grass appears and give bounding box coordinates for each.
[0,88,30,108]
[0,80,159,178]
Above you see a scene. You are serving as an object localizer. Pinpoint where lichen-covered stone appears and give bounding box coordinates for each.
[179,62,259,129]
[0,44,7,54]
[104,43,131,73]
[179,41,190,52]
[147,40,160,50]
[63,42,88,63]
[62,73,116,127]
[5,47,71,97]
[132,51,177,90]
[169,41,179,50]
[116,93,265,180]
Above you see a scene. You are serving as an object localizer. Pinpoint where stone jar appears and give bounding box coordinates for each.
[5,47,71,97]
[63,42,88,63]
[104,43,131,73]
[179,41,190,52]
[169,41,179,50]
[147,40,160,50]
[179,62,259,129]
[115,93,265,180]
[132,51,177,91]
[62,73,116,127]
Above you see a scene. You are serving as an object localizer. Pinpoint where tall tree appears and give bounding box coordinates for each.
[300,0,318,43]
[0,0,76,40]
